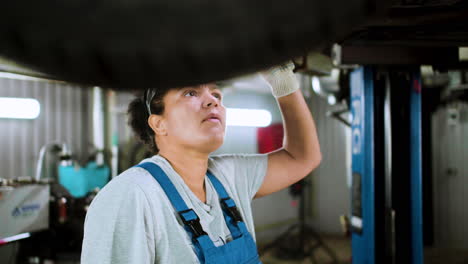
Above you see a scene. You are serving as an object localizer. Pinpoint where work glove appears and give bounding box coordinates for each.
[261,61,299,98]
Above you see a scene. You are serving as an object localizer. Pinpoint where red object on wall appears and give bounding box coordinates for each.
[257,123,284,154]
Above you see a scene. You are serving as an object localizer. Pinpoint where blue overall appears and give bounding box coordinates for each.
[136,162,261,264]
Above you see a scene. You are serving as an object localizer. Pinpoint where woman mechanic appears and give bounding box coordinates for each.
[81,62,321,264]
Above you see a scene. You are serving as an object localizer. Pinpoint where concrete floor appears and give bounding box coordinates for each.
[424,247,468,264]
[259,235,351,264]
[259,235,468,264]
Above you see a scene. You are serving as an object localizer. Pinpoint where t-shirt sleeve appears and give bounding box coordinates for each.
[81,176,155,264]
[210,153,268,200]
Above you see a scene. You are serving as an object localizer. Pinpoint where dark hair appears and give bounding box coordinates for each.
[127,88,170,153]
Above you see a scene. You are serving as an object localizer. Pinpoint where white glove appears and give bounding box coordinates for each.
[261,61,299,98]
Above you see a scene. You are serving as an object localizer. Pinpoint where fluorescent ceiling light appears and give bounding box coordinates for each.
[0,97,41,119]
[226,108,272,127]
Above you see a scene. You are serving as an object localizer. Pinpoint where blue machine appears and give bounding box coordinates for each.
[59,162,110,198]
[350,66,423,264]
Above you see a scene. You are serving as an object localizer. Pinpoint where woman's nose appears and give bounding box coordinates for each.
[203,93,219,108]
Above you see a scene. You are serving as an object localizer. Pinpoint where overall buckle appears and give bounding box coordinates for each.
[221,198,243,222]
[179,209,207,238]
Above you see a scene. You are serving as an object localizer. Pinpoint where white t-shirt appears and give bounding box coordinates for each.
[81,153,268,264]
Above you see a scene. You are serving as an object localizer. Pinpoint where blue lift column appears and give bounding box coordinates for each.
[350,66,379,264]
[410,72,423,264]
[350,66,423,264]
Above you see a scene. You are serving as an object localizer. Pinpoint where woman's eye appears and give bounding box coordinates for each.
[184,90,197,97]
[213,93,222,100]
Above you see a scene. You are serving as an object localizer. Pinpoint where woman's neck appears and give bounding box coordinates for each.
[158,148,209,203]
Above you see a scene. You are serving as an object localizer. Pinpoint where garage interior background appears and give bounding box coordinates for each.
[1,66,467,263]
[0,0,468,263]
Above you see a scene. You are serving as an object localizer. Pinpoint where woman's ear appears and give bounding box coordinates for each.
[148,115,167,136]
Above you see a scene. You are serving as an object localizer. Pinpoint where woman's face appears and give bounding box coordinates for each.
[159,83,226,153]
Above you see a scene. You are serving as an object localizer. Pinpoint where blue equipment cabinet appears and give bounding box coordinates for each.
[350,66,423,264]
[59,162,110,198]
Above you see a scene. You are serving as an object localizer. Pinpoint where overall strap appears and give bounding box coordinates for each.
[135,163,215,262]
[136,163,190,212]
[206,171,250,238]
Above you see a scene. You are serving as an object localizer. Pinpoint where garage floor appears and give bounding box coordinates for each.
[424,247,468,264]
[259,235,351,264]
[259,235,468,264]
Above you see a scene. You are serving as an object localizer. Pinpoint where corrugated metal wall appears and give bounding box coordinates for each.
[0,77,90,180]
[301,75,351,234]
[432,102,468,248]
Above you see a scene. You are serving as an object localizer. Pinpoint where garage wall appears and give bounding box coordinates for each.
[301,75,352,235]
[0,76,90,180]
[432,102,468,248]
